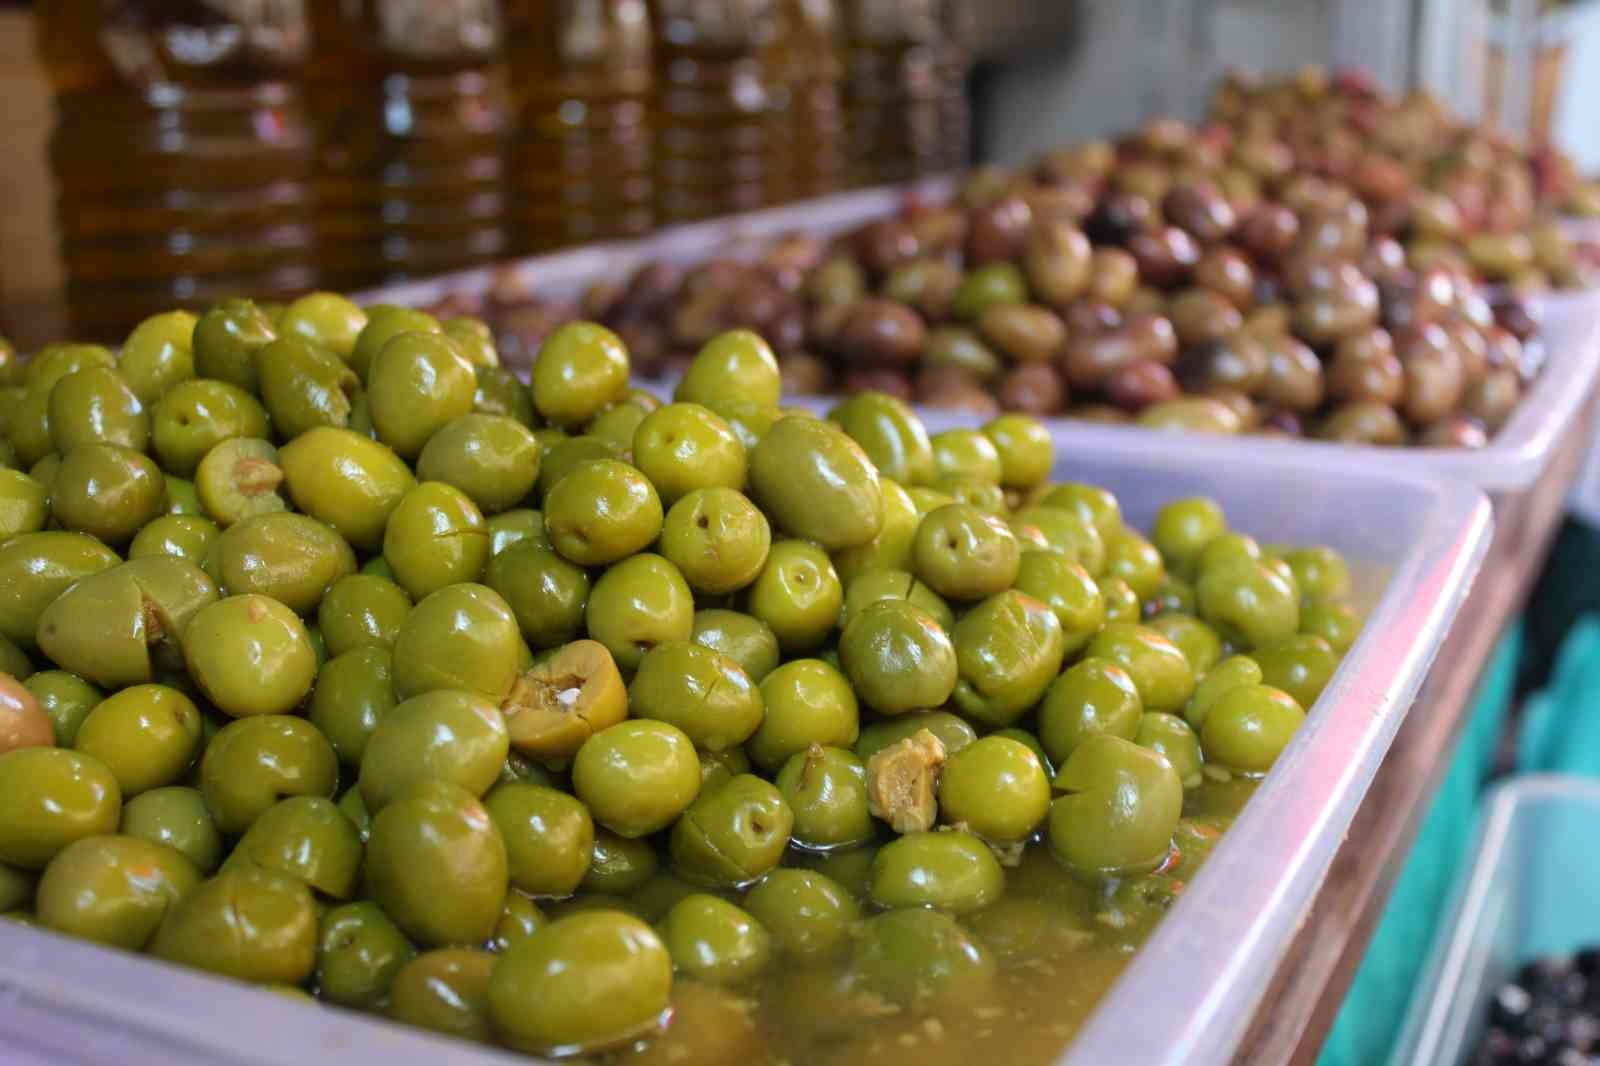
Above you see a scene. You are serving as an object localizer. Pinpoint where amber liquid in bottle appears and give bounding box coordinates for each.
[650,0,777,223]
[310,0,511,290]
[934,0,972,172]
[767,0,846,203]
[505,0,654,253]
[841,0,941,186]
[36,0,318,340]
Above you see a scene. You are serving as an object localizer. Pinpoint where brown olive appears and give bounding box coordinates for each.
[919,382,1001,418]
[1064,301,1124,340]
[1020,181,1095,227]
[1,673,54,754]
[1022,222,1092,307]
[842,367,914,403]
[1086,249,1140,306]
[1493,298,1538,342]
[1399,331,1466,425]
[1242,304,1292,339]
[1327,329,1404,406]
[1463,369,1520,433]
[905,207,969,255]
[856,221,921,275]
[1169,289,1244,348]
[780,354,834,397]
[915,364,984,399]
[808,256,868,309]
[1086,193,1158,246]
[1360,235,1409,284]
[1210,389,1259,429]
[834,300,928,366]
[1232,136,1294,182]
[1238,203,1300,263]
[1162,182,1237,243]
[1124,288,1168,318]
[1293,278,1379,347]
[1259,408,1301,436]
[967,196,1033,265]
[1193,246,1256,308]
[1069,403,1132,424]
[1418,414,1489,449]
[1259,335,1325,412]
[1178,334,1269,395]
[996,364,1067,416]
[1436,315,1489,385]
[1105,360,1181,412]
[1113,161,1171,202]
[925,328,1003,382]
[1062,315,1177,390]
[1481,326,1526,376]
[1318,402,1407,445]
[1127,227,1200,288]
[979,305,1067,364]
[881,260,961,322]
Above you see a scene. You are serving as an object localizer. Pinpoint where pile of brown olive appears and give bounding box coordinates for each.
[436,67,1594,448]
[1,295,1364,1065]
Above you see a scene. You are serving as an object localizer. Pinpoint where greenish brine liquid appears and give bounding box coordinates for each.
[37,0,318,340]
[505,0,655,253]
[309,0,512,291]
[767,0,847,204]
[649,0,778,223]
[840,0,942,187]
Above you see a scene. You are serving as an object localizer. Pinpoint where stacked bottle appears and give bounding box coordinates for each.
[649,0,778,223]
[934,0,973,172]
[36,0,318,339]
[840,0,941,187]
[308,0,512,290]
[505,0,655,253]
[766,0,847,204]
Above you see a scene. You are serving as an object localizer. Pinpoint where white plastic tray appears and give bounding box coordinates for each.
[0,442,1491,1066]
[1387,775,1600,1066]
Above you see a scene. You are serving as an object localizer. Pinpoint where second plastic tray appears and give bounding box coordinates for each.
[0,441,1491,1066]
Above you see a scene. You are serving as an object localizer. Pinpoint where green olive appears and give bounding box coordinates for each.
[748,417,884,551]
[314,900,415,1010]
[1199,683,1305,773]
[670,774,793,888]
[224,795,363,898]
[849,907,996,1009]
[629,641,763,752]
[938,735,1051,843]
[869,830,1004,913]
[1048,734,1183,877]
[1038,657,1143,766]
[951,590,1066,727]
[743,868,861,961]
[659,894,772,985]
[575,719,701,838]
[150,866,317,985]
[1083,623,1196,715]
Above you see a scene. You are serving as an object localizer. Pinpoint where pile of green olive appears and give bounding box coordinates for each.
[0,296,1363,1065]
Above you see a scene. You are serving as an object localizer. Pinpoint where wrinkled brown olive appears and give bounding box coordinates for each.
[1062,315,1177,390]
[1086,249,1140,306]
[1259,335,1325,412]
[834,300,928,366]
[1238,203,1300,263]
[979,305,1067,364]
[1168,289,1244,348]
[925,328,1003,382]
[1162,182,1237,243]
[1463,369,1521,433]
[967,196,1033,265]
[1023,222,1092,307]
[1327,329,1404,406]
[1193,247,1256,309]
[1105,360,1181,412]
[856,221,921,275]
[996,364,1068,416]
[1178,334,1269,395]
[1127,227,1200,288]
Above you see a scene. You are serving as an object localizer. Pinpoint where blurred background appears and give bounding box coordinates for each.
[1,0,1594,349]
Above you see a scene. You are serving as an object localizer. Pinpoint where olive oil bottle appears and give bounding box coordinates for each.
[767,0,846,203]
[505,0,655,253]
[840,0,941,186]
[36,0,318,339]
[309,0,512,290]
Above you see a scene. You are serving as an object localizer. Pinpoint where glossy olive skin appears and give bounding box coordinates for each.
[487,508,550,556]
[51,444,166,546]
[150,866,317,985]
[584,555,694,675]
[149,379,270,479]
[308,645,396,767]
[671,773,793,887]
[855,710,977,762]
[278,427,416,552]
[629,641,763,752]
[544,460,663,567]
[318,574,411,658]
[839,600,957,715]
[0,748,122,869]
[691,611,784,685]
[225,795,363,898]
[119,311,198,405]
[850,907,996,1010]
[366,780,508,947]
[583,829,659,896]
[257,336,361,440]
[199,715,338,836]
[417,414,541,516]
[532,322,632,427]
[676,330,783,412]
[1038,657,1143,767]
[278,292,367,361]
[748,659,860,772]
[368,332,478,459]
[748,417,884,551]
[183,595,317,717]
[951,590,1066,728]
[660,894,772,986]
[1200,683,1306,773]
[830,479,920,585]
[939,736,1052,842]
[73,684,202,796]
[208,512,356,613]
[383,481,490,600]
[869,829,1005,915]
[1197,558,1301,649]
[1301,600,1363,653]
[913,504,1021,601]
[488,910,673,1055]
[0,470,49,543]
[500,639,627,760]
[536,434,624,497]
[192,299,276,393]
[775,745,874,851]
[1084,623,1197,715]
[360,690,509,811]
[1049,734,1184,877]
[392,583,522,703]
[21,673,99,750]
[1151,497,1227,579]
[746,540,843,656]
[659,488,772,596]
[315,900,415,1010]
[1253,633,1340,709]
[49,366,149,454]
[0,532,121,650]
[350,306,442,382]
[829,392,935,486]
[485,782,594,898]
[120,786,223,873]
[1136,712,1204,789]
[388,948,497,1041]
[632,403,746,506]
[575,720,701,838]
[486,543,590,651]
[35,833,199,949]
